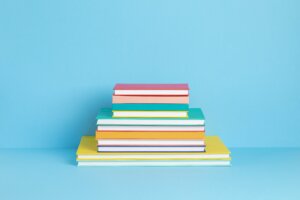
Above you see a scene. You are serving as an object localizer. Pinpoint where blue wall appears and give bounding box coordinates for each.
[1,0,299,148]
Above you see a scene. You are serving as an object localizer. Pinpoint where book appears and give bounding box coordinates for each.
[112,103,189,111]
[97,146,205,152]
[77,136,230,160]
[97,108,205,125]
[97,125,205,132]
[112,110,188,118]
[112,95,189,104]
[95,131,205,139]
[97,139,205,146]
[78,160,230,166]
[114,84,189,96]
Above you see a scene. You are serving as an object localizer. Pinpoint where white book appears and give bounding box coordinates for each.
[78,160,230,166]
[77,154,230,160]
[97,125,205,132]
[97,119,204,126]
[112,111,187,118]
[97,146,205,152]
[114,90,189,96]
[97,139,205,146]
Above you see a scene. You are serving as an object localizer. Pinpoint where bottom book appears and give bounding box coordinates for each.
[76,135,231,166]
[78,160,230,166]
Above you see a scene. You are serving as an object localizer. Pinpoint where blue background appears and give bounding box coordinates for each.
[1,1,300,200]
[1,0,300,149]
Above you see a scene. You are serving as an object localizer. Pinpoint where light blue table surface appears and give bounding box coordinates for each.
[0,148,299,200]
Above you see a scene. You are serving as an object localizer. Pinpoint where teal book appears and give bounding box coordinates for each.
[112,104,189,111]
[96,108,205,125]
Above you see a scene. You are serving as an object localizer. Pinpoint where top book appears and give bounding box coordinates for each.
[114,84,189,96]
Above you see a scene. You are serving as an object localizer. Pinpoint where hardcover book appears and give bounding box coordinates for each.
[77,160,230,167]
[112,110,188,118]
[112,95,189,104]
[76,136,230,161]
[97,125,205,132]
[97,146,206,152]
[114,83,189,95]
[97,139,205,146]
[97,108,205,125]
[95,131,205,139]
[112,103,189,111]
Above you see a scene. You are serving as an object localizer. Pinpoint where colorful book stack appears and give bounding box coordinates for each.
[76,84,231,166]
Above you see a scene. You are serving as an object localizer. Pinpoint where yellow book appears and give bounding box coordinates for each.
[76,136,230,161]
[112,111,188,118]
[96,131,205,139]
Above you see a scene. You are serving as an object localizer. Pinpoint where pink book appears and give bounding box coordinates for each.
[114,84,189,96]
[112,95,189,104]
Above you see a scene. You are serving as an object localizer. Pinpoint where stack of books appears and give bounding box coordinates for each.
[77,84,231,166]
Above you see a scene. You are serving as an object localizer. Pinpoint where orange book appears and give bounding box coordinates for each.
[96,131,205,139]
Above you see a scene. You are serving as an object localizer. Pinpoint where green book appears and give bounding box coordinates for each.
[96,108,205,125]
[112,104,189,111]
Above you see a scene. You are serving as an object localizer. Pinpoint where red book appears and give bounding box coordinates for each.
[113,84,189,96]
